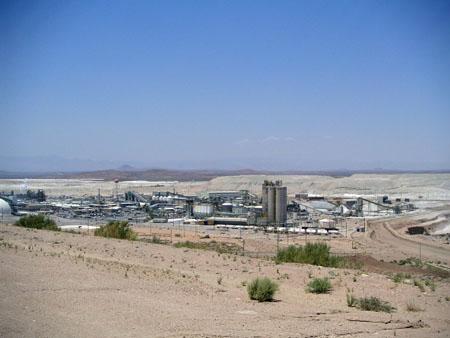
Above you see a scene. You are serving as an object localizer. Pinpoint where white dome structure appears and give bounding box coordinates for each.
[0,198,11,215]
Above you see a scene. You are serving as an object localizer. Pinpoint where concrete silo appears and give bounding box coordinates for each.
[275,186,287,225]
[261,180,287,225]
[267,186,276,223]
[261,181,269,217]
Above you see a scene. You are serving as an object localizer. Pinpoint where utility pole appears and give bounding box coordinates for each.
[171,210,174,243]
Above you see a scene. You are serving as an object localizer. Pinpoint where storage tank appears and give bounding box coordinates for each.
[267,186,276,224]
[193,204,214,217]
[261,183,269,217]
[0,198,11,215]
[275,186,287,225]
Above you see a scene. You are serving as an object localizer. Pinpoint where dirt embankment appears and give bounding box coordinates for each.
[356,212,450,266]
[1,224,450,337]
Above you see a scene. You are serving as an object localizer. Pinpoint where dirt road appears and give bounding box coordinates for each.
[357,214,450,266]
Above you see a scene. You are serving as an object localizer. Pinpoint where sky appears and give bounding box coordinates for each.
[1,0,449,171]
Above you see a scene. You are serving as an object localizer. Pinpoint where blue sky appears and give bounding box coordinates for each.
[1,0,449,171]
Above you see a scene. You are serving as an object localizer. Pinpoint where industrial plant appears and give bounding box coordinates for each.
[0,177,419,236]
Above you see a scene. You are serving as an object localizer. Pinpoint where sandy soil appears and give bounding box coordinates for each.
[1,224,449,338]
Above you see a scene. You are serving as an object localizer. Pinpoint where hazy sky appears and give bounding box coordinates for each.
[1,0,449,171]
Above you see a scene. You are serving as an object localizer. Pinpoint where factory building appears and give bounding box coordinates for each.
[262,180,287,225]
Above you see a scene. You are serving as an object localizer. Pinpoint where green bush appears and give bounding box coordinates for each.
[392,272,411,283]
[347,294,395,313]
[307,277,332,294]
[358,297,395,313]
[15,214,59,231]
[247,277,279,302]
[275,243,344,267]
[398,257,423,267]
[94,221,137,240]
[424,278,436,291]
[414,279,425,292]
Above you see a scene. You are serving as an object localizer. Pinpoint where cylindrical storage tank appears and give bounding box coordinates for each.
[275,186,287,225]
[193,204,214,217]
[0,198,11,215]
[261,185,268,216]
[267,186,276,224]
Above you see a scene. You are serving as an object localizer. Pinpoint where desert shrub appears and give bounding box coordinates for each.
[15,214,59,231]
[392,272,411,283]
[247,277,279,302]
[357,297,395,313]
[139,236,169,244]
[307,277,332,294]
[406,302,423,312]
[275,243,344,267]
[414,279,425,292]
[174,241,200,249]
[174,240,241,255]
[398,257,423,268]
[346,294,395,313]
[94,221,137,240]
[424,279,436,291]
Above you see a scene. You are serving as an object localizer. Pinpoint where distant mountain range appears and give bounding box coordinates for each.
[1,155,449,181]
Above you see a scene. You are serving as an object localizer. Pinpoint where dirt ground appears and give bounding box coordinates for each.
[133,211,450,275]
[353,211,450,267]
[1,224,450,338]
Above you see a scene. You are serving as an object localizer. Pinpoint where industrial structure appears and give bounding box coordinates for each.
[262,180,287,225]
[0,177,419,237]
[0,198,12,216]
